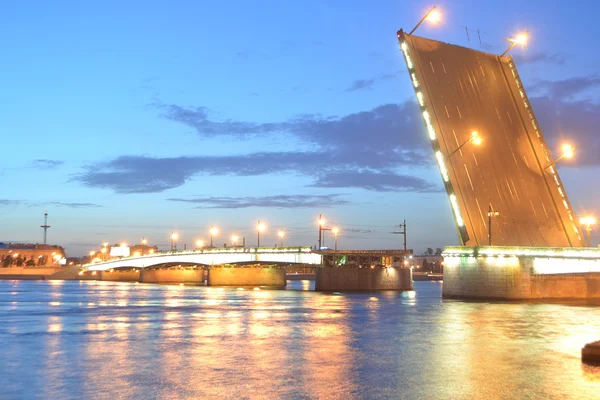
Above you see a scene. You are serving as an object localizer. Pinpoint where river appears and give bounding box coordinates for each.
[0,280,599,399]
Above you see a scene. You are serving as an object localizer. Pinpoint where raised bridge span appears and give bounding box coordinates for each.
[84,247,322,271]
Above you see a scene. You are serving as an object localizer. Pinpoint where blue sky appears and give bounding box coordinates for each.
[2,0,600,256]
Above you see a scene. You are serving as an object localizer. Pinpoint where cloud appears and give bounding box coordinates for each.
[532,97,600,166]
[167,194,349,209]
[345,73,397,92]
[512,51,566,66]
[310,171,442,192]
[530,75,600,99]
[0,200,23,206]
[159,100,428,152]
[75,101,432,193]
[32,159,64,169]
[45,202,102,208]
[346,78,377,92]
[73,147,427,194]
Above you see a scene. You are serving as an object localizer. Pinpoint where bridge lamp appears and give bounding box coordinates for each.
[277,230,285,247]
[89,251,95,257]
[408,5,441,36]
[447,131,482,159]
[256,221,266,248]
[231,235,238,247]
[102,242,108,248]
[580,216,596,247]
[332,226,340,251]
[544,143,575,170]
[318,214,327,249]
[209,226,218,248]
[141,237,147,245]
[170,232,179,250]
[100,247,107,254]
[501,30,529,56]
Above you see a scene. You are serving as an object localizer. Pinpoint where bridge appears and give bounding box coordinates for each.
[397,29,600,299]
[84,247,322,271]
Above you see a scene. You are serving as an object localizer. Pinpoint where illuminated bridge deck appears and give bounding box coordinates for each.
[84,247,322,271]
[398,31,583,248]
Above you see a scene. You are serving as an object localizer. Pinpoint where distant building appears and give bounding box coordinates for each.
[0,243,67,267]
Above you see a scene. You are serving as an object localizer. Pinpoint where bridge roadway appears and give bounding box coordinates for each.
[84,246,322,271]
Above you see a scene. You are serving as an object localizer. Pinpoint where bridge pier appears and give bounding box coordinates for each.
[443,246,600,300]
[207,266,286,288]
[100,269,140,282]
[140,268,205,285]
[315,266,412,292]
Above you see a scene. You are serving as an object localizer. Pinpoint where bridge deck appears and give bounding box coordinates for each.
[398,31,583,247]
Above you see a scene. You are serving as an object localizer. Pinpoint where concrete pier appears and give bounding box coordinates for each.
[315,266,412,291]
[207,266,286,287]
[582,341,600,364]
[443,246,600,300]
[140,269,205,285]
[101,269,140,282]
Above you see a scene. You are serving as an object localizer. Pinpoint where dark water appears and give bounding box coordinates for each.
[0,280,599,399]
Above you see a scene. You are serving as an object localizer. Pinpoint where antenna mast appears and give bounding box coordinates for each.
[40,211,51,244]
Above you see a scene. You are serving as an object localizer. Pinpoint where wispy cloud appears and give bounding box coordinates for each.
[512,51,566,66]
[311,171,442,192]
[75,101,432,193]
[45,202,102,208]
[0,199,23,206]
[167,194,349,209]
[528,74,600,165]
[0,200,101,208]
[345,73,397,92]
[32,159,64,169]
[530,75,600,99]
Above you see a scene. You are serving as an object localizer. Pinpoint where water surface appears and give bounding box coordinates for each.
[0,280,599,399]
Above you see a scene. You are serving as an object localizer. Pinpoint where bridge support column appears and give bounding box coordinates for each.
[315,266,412,292]
[207,266,286,288]
[100,269,141,282]
[140,269,205,284]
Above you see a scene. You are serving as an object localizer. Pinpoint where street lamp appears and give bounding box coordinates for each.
[278,229,285,247]
[545,143,575,170]
[170,232,178,250]
[196,239,205,249]
[447,131,482,158]
[209,225,218,248]
[332,226,340,251]
[141,237,147,245]
[501,31,528,57]
[231,234,239,247]
[580,216,596,247]
[488,205,500,246]
[256,221,266,248]
[408,5,441,36]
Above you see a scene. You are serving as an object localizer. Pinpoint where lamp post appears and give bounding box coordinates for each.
[332,226,339,251]
[278,229,285,247]
[501,31,529,57]
[488,205,500,246]
[256,221,266,248]
[141,237,147,245]
[196,239,205,249]
[170,232,178,250]
[231,234,238,247]
[408,5,441,36]
[580,216,596,247]
[545,143,575,170]
[209,225,218,248]
[447,131,482,158]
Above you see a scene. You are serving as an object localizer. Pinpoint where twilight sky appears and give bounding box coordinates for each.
[2,0,600,256]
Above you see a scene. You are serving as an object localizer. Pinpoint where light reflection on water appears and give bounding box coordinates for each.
[0,280,599,399]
